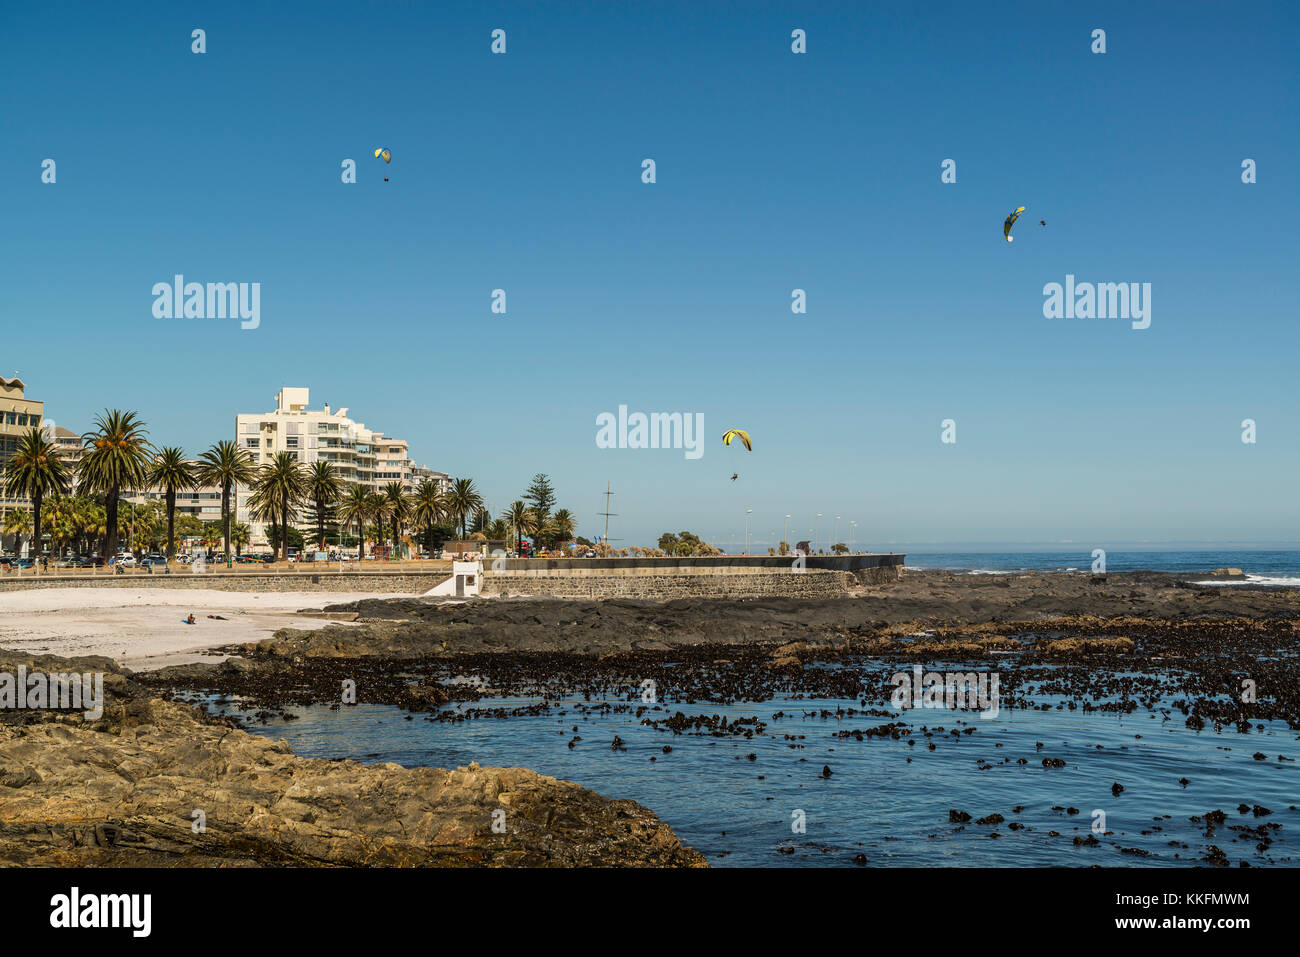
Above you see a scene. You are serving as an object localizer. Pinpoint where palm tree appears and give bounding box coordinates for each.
[231,522,251,557]
[2,426,70,566]
[368,489,390,557]
[411,480,445,555]
[2,507,32,556]
[250,452,307,562]
[551,508,576,549]
[506,500,532,554]
[446,477,483,540]
[305,461,342,550]
[147,447,196,560]
[196,440,256,563]
[337,483,371,559]
[382,482,411,559]
[77,410,152,558]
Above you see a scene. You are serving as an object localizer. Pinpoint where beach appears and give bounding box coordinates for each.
[0,587,417,670]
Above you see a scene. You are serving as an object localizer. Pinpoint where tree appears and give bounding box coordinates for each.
[231,522,251,556]
[831,543,849,555]
[446,477,483,540]
[3,507,32,556]
[505,500,533,553]
[196,440,256,563]
[147,447,197,560]
[551,508,576,549]
[2,426,71,566]
[337,483,371,559]
[367,490,390,554]
[411,480,446,554]
[524,474,556,545]
[305,460,342,550]
[250,452,307,561]
[77,410,152,557]
[382,482,411,558]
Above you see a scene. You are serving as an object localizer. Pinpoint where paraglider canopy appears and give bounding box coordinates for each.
[374,148,391,163]
[722,429,752,451]
[1003,206,1026,242]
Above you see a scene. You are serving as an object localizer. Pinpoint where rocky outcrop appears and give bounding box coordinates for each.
[0,651,705,867]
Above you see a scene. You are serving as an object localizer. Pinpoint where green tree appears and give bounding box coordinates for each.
[551,508,576,547]
[306,460,342,550]
[77,410,152,557]
[505,500,533,553]
[382,482,411,558]
[3,426,71,565]
[196,440,256,563]
[523,474,556,546]
[3,507,32,556]
[147,447,197,560]
[411,480,446,554]
[447,477,483,540]
[250,452,307,562]
[231,521,251,556]
[337,483,371,559]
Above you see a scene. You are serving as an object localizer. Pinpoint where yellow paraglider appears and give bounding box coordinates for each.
[374,148,391,163]
[1003,206,1026,243]
[722,429,752,451]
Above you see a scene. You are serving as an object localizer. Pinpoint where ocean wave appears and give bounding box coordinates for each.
[1189,574,1300,588]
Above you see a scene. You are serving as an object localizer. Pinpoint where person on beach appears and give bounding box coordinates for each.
[186,614,196,625]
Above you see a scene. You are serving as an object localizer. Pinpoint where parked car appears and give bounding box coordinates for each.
[141,555,169,572]
[7,557,36,569]
[114,553,136,568]
[57,555,84,568]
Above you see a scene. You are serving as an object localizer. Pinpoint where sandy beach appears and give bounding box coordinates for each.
[0,587,418,670]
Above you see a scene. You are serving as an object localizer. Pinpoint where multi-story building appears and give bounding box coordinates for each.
[234,388,446,546]
[1,376,47,538]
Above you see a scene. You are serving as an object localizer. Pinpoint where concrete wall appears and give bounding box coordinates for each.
[0,572,444,594]
[483,570,865,599]
[493,554,905,576]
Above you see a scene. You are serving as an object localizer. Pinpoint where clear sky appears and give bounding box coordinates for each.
[3,1,1297,549]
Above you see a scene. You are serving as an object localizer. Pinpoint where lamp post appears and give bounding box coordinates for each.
[815,513,822,552]
[850,521,857,553]
[784,515,791,550]
[744,508,753,555]
[833,515,840,549]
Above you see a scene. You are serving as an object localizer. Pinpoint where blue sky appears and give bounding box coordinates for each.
[3,1,1297,549]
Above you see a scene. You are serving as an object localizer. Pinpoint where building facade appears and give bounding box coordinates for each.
[1,377,47,541]
[234,388,446,546]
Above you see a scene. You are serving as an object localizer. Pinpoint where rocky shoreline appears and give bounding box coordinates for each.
[0,649,705,867]
[4,569,1298,868]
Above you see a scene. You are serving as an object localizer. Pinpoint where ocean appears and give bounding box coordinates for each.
[901,549,1300,584]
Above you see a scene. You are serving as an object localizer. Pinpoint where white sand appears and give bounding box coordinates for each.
[0,588,417,671]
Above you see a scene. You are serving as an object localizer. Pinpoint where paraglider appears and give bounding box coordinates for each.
[722,429,752,451]
[374,147,391,181]
[1039,220,1046,226]
[730,473,739,482]
[1003,206,1025,242]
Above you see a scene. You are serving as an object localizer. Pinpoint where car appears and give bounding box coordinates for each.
[114,553,136,568]
[141,555,169,572]
[8,557,36,570]
[57,555,85,568]
[584,550,598,558]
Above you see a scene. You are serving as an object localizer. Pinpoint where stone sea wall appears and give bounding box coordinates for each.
[481,570,875,599]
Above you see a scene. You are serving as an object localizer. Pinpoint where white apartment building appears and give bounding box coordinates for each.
[234,388,447,546]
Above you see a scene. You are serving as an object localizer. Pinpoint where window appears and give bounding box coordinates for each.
[286,436,299,449]
[245,438,259,449]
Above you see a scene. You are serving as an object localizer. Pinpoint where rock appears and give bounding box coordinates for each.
[0,650,706,868]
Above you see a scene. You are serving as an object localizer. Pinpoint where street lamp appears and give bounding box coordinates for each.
[815,513,823,551]
[744,508,753,555]
[850,521,857,553]
[784,515,791,550]
[833,516,840,548]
